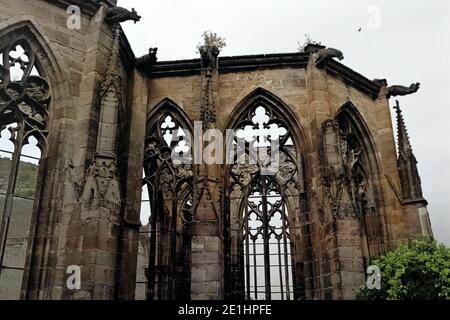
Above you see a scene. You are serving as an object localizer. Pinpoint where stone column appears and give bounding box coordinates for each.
[306,49,365,299]
[115,70,148,300]
[305,49,339,299]
[190,45,222,300]
[57,13,125,299]
[61,26,123,300]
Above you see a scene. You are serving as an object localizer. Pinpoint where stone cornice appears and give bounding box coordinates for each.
[144,52,381,99]
[42,0,109,16]
[325,60,381,99]
[146,53,310,78]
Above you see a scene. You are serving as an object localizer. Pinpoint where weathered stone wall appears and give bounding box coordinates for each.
[142,55,429,299]
[0,0,132,300]
[0,0,432,300]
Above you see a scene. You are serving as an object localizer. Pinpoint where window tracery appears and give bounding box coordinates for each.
[0,40,50,299]
[225,99,304,300]
[136,104,194,300]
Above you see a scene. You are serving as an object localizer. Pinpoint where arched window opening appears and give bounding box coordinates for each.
[336,107,384,262]
[225,95,305,301]
[135,103,193,300]
[0,40,50,300]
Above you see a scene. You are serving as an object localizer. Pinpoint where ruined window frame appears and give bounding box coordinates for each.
[0,38,51,300]
[335,103,387,262]
[137,99,194,300]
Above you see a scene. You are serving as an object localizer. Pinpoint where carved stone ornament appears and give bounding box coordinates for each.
[63,159,82,205]
[80,158,121,205]
[372,78,387,87]
[387,82,420,98]
[315,47,344,67]
[100,27,122,102]
[322,165,345,218]
[318,118,376,222]
[199,45,220,129]
[76,27,123,206]
[200,45,220,74]
[104,7,141,25]
[230,154,259,188]
[0,41,50,137]
[175,163,194,179]
[135,48,158,69]
[143,111,194,208]
[340,131,362,177]
[275,152,297,185]
[144,138,193,188]
[313,190,326,225]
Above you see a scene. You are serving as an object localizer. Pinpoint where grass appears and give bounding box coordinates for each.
[0,157,39,199]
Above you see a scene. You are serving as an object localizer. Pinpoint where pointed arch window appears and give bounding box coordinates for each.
[335,105,384,261]
[0,40,50,299]
[136,101,194,300]
[225,92,306,300]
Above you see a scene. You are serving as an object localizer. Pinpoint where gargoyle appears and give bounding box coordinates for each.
[135,48,158,69]
[387,83,420,98]
[315,47,344,67]
[105,7,141,25]
[372,79,387,87]
[199,46,220,71]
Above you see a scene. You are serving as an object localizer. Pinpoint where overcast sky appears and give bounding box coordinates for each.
[117,0,450,245]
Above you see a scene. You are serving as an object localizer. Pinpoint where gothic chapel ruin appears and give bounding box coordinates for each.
[0,0,432,300]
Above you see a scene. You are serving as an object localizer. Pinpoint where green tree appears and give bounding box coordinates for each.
[356,239,450,300]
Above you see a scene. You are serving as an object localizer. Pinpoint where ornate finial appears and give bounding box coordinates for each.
[197,32,225,128]
[394,100,412,153]
[101,26,122,95]
[200,46,220,75]
[107,27,121,72]
[394,100,425,201]
[104,7,141,25]
[197,32,226,75]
